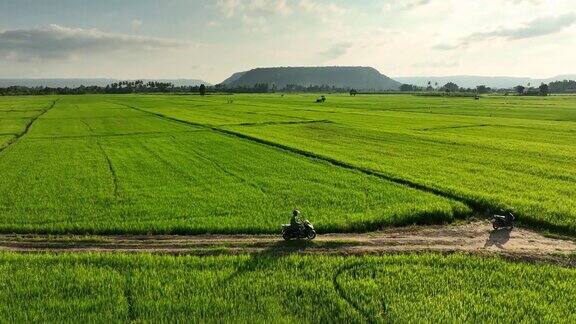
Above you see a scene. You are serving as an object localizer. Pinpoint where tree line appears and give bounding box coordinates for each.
[399,80,576,96]
[0,81,356,96]
[2,79,576,96]
[548,80,576,93]
[0,80,208,96]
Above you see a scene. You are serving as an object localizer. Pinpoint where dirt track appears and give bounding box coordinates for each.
[0,221,574,260]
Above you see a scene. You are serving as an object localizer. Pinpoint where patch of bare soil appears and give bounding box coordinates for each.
[0,221,574,262]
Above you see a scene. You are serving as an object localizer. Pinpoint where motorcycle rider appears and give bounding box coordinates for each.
[283,209,316,240]
[290,209,302,230]
[493,209,515,229]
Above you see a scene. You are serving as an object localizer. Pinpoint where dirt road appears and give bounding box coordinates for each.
[0,221,574,260]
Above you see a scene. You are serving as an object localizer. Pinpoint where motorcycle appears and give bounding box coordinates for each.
[492,211,515,230]
[282,220,316,240]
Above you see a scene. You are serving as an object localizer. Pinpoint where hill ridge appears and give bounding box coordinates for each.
[222,66,401,91]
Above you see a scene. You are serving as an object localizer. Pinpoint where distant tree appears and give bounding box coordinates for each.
[539,83,549,96]
[548,80,576,93]
[442,82,459,92]
[515,85,525,95]
[349,89,358,96]
[199,84,206,96]
[400,84,422,92]
[476,85,491,94]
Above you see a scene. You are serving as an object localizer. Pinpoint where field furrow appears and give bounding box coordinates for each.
[0,99,57,155]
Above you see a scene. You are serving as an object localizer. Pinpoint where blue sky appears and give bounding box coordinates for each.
[1,0,575,83]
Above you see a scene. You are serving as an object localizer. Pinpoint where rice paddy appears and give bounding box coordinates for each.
[0,95,471,234]
[1,94,575,234]
[108,93,576,234]
[1,93,575,322]
[0,253,574,322]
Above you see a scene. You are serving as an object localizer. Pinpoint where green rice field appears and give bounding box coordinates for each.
[0,252,574,322]
[1,93,574,234]
[1,94,575,322]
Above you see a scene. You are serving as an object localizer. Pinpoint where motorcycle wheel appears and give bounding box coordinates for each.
[282,230,291,241]
[492,222,499,230]
[307,230,316,240]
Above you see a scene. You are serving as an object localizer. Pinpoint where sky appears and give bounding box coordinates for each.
[0,0,575,83]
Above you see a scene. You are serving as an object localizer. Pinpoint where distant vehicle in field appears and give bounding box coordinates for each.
[315,95,326,103]
[282,210,316,240]
[492,210,515,230]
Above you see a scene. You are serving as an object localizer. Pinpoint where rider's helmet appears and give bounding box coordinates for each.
[292,209,300,217]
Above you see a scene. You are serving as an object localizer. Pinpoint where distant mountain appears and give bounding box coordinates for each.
[547,75,576,83]
[394,75,576,89]
[222,66,401,91]
[0,78,210,88]
[221,72,247,85]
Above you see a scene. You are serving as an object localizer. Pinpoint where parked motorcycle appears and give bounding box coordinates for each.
[492,211,515,230]
[282,220,316,240]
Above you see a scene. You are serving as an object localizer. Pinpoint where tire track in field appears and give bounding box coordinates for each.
[138,139,197,184]
[97,141,120,199]
[333,262,375,323]
[123,270,135,322]
[119,103,484,213]
[82,119,121,199]
[185,143,267,195]
[0,99,58,155]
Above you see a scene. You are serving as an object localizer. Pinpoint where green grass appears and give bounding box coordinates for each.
[107,93,576,234]
[1,93,575,234]
[0,96,54,112]
[0,135,14,148]
[0,95,468,234]
[0,252,574,322]
[0,115,30,135]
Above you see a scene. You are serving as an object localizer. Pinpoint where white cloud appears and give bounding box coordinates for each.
[319,42,352,60]
[0,24,189,61]
[215,0,346,33]
[436,13,576,49]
